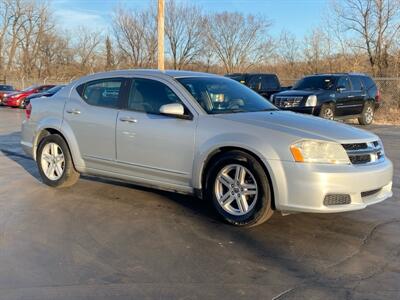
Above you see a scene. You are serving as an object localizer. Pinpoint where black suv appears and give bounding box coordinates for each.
[225,73,285,100]
[271,73,381,125]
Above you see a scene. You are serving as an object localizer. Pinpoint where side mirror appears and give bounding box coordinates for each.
[337,86,346,93]
[159,103,191,119]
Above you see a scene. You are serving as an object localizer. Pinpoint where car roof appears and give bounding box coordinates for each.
[77,69,222,82]
[310,73,369,77]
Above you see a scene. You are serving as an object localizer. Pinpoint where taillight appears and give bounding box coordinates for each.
[25,103,32,119]
[375,89,381,102]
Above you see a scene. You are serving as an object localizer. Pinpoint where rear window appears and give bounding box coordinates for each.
[360,76,376,90]
[77,78,125,109]
[350,76,363,91]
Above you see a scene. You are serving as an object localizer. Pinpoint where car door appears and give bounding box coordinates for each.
[349,76,366,115]
[63,77,129,170]
[334,76,353,116]
[116,77,197,189]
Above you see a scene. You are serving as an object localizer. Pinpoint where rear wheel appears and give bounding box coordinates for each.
[19,98,26,109]
[205,150,273,227]
[358,102,374,125]
[37,134,80,188]
[319,103,335,120]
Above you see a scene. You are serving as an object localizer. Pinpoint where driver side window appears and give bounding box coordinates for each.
[337,77,351,91]
[128,78,184,114]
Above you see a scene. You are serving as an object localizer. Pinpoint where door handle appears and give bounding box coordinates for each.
[119,117,137,123]
[347,95,355,98]
[66,109,81,115]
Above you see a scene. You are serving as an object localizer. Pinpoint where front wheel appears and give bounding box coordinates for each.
[205,151,273,227]
[37,134,80,188]
[319,103,335,120]
[19,98,26,109]
[358,103,374,125]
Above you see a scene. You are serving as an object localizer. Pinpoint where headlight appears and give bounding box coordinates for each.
[290,140,350,164]
[270,94,275,102]
[305,95,317,107]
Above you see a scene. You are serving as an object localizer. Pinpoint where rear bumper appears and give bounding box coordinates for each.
[270,158,393,213]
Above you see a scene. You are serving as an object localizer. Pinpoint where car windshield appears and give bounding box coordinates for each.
[46,85,65,94]
[22,85,38,92]
[0,85,14,91]
[177,77,277,114]
[293,76,336,90]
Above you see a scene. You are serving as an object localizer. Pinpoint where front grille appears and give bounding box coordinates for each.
[361,188,382,198]
[342,141,384,165]
[324,194,351,206]
[274,96,303,108]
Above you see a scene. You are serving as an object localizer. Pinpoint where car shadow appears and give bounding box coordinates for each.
[0,130,395,298]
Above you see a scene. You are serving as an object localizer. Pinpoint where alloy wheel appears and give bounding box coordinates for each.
[214,164,258,216]
[323,107,334,120]
[365,106,374,124]
[40,142,65,181]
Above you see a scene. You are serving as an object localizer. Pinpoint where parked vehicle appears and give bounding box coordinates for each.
[0,84,17,105]
[4,84,55,108]
[21,70,393,227]
[25,85,65,105]
[271,73,381,125]
[225,73,289,100]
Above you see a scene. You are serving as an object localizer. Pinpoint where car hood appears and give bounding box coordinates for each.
[275,89,327,97]
[215,111,378,143]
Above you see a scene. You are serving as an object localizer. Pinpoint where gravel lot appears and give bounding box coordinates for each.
[0,106,399,300]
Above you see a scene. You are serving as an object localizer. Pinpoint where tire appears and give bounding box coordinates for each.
[19,98,26,109]
[37,134,80,188]
[319,103,335,120]
[358,102,374,125]
[205,150,273,227]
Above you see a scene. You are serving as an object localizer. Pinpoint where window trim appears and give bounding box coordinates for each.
[76,77,129,109]
[121,77,194,120]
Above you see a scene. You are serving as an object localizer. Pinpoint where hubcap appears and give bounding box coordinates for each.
[365,106,374,123]
[41,143,65,180]
[323,108,334,120]
[214,164,258,216]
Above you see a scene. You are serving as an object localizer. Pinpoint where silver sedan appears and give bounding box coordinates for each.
[21,70,393,227]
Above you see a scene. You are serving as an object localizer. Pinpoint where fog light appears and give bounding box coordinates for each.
[323,194,351,206]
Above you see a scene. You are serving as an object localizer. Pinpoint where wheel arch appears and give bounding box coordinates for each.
[34,126,85,172]
[198,146,276,210]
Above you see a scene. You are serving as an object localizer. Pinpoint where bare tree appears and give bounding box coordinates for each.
[165,0,204,69]
[333,0,400,76]
[105,35,114,71]
[277,30,299,77]
[74,26,101,72]
[112,7,157,68]
[205,12,271,73]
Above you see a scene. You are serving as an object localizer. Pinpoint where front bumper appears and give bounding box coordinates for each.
[270,158,393,213]
[6,98,21,107]
[278,106,320,115]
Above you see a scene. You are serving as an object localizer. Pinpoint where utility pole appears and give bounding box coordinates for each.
[157,0,165,70]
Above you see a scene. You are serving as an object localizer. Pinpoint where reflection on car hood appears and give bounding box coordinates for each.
[274,89,327,97]
[216,111,377,143]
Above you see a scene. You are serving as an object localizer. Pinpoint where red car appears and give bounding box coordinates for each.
[4,84,55,108]
[0,84,17,105]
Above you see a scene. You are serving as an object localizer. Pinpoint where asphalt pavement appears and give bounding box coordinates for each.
[0,106,399,300]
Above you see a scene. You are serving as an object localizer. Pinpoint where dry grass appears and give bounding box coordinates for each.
[374,107,400,125]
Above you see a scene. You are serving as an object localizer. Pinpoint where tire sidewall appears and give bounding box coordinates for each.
[361,102,374,125]
[205,151,272,226]
[319,103,335,120]
[37,134,74,187]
